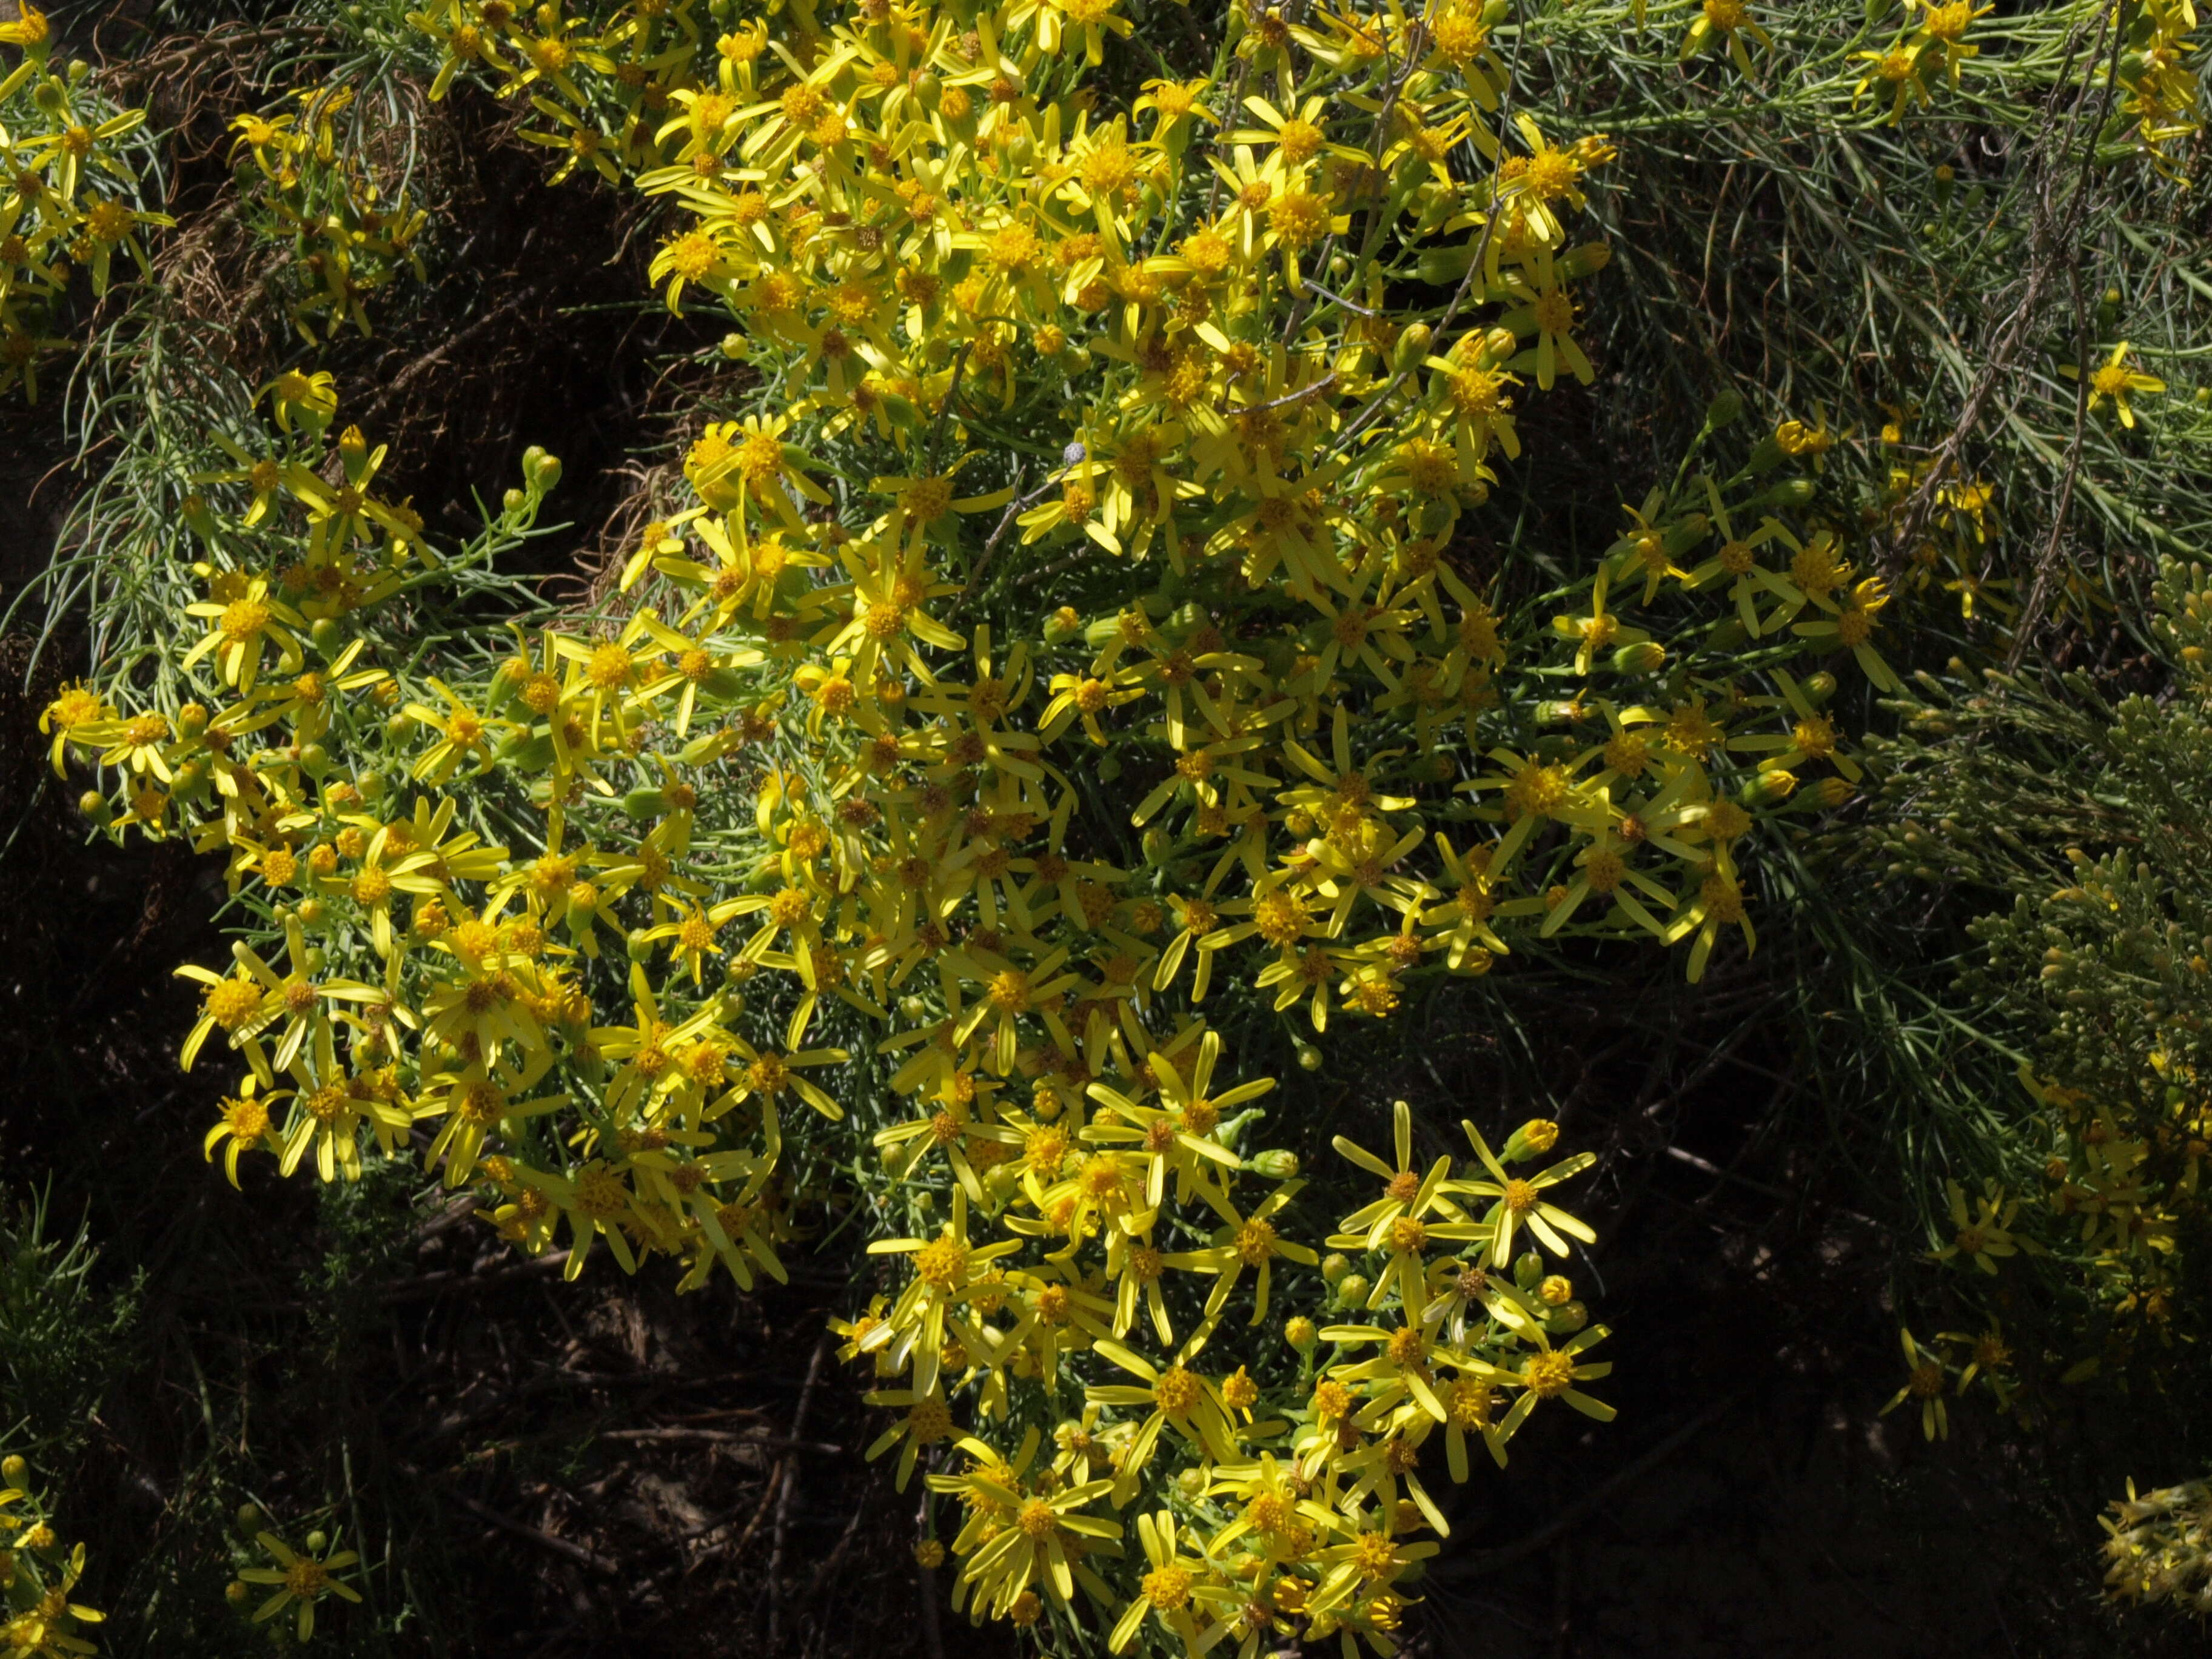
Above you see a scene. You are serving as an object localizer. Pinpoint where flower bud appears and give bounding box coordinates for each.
[1738,769,1797,807]
[1513,1250,1546,1290]
[1744,434,1788,475]
[1321,1253,1352,1286]
[1295,1041,1324,1071]
[1246,1149,1299,1180]
[1333,1272,1372,1309]
[1501,1118,1559,1162]
[1705,389,1743,429]
[1390,322,1433,375]
[78,790,112,826]
[1610,642,1666,674]
[1,1456,25,1484]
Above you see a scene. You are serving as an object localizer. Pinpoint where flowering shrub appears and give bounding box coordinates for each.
[0,7,167,400]
[0,1456,103,1659]
[19,0,2212,1646]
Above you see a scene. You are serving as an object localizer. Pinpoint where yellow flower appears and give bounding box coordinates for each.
[2063,341,2166,429]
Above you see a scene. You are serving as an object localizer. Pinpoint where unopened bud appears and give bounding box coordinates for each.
[1391,322,1433,375]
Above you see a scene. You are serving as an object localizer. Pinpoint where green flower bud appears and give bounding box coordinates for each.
[1321,1252,1352,1286]
[1738,769,1797,807]
[1501,1118,1560,1162]
[1246,1149,1300,1180]
[1744,434,1788,475]
[1333,1272,1372,1309]
[1705,389,1743,429]
[1391,322,1433,375]
[1546,1300,1590,1335]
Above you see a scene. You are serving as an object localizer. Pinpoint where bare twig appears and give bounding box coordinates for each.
[766,1333,830,1646]
[378,1248,571,1303]
[597,1427,842,1454]
[444,1489,620,1577]
[357,286,546,425]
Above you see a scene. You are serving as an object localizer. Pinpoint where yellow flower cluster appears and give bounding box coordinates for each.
[0,1456,102,1659]
[0,6,168,400]
[37,0,1902,1643]
[2117,0,2204,174]
[227,87,431,343]
[2101,1474,2212,1613]
[1849,0,1992,121]
[857,1101,1612,1644]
